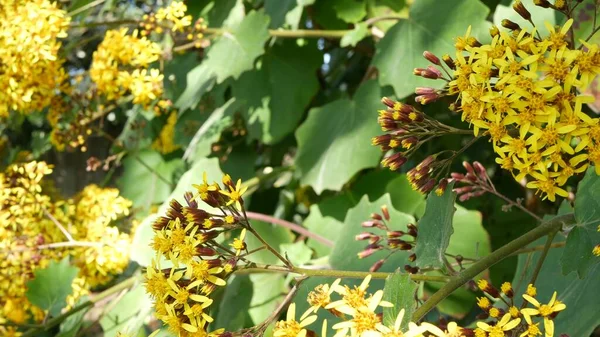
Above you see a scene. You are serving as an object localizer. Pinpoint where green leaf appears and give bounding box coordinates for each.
[330,194,415,272]
[26,258,78,317]
[206,0,245,29]
[130,158,224,267]
[174,63,216,112]
[512,234,600,337]
[423,205,490,317]
[214,275,254,330]
[415,183,457,269]
[281,241,314,265]
[295,80,383,194]
[204,10,271,83]
[333,0,367,23]
[372,0,490,98]
[233,40,321,144]
[561,168,600,278]
[264,0,297,28]
[382,273,417,331]
[99,285,153,337]
[118,150,182,210]
[304,195,353,256]
[341,22,369,47]
[181,98,240,161]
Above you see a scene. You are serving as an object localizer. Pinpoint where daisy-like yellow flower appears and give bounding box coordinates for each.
[520,322,542,337]
[521,292,566,337]
[230,228,247,256]
[476,313,521,337]
[327,275,373,311]
[273,303,318,337]
[220,178,248,208]
[303,279,342,316]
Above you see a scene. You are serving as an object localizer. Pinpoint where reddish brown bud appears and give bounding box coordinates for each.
[533,0,551,7]
[442,54,456,70]
[407,223,418,237]
[417,156,435,171]
[415,93,440,105]
[473,161,487,178]
[454,186,475,195]
[408,253,417,262]
[413,67,427,76]
[381,205,390,221]
[489,25,500,37]
[381,97,396,108]
[513,0,531,21]
[371,213,383,221]
[358,247,381,259]
[370,259,385,272]
[463,161,475,174]
[196,247,217,256]
[152,216,171,230]
[356,232,377,241]
[451,172,466,180]
[386,230,405,238]
[420,178,436,193]
[415,87,437,95]
[362,220,385,228]
[382,153,407,171]
[423,51,441,65]
[435,178,449,196]
[501,19,521,31]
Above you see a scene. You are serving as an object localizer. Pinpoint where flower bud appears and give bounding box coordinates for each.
[477,279,500,298]
[435,178,449,196]
[513,0,531,21]
[196,247,217,256]
[381,205,390,221]
[358,247,381,259]
[370,259,385,272]
[184,191,198,209]
[355,232,377,241]
[407,223,418,237]
[501,19,521,31]
[473,161,487,178]
[554,0,566,9]
[152,216,171,230]
[408,253,416,262]
[387,230,405,238]
[442,54,456,70]
[413,67,427,76]
[419,178,436,193]
[450,172,465,180]
[381,97,396,108]
[415,87,437,95]
[415,93,440,105]
[423,51,441,65]
[382,153,407,171]
[533,0,551,7]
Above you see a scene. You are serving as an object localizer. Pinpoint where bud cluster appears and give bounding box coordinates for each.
[146,172,251,336]
[355,205,419,273]
[450,161,495,202]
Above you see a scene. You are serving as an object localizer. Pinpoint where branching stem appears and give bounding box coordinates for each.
[411,213,574,321]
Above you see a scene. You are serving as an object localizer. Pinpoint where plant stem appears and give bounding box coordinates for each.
[528,228,558,286]
[21,274,141,337]
[411,213,574,321]
[245,211,334,247]
[486,188,542,222]
[204,27,348,39]
[246,226,292,268]
[236,264,450,283]
[511,241,565,255]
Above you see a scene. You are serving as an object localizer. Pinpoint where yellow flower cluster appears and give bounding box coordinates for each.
[476,280,566,337]
[154,0,192,32]
[448,19,600,201]
[0,0,70,117]
[273,277,568,337]
[146,173,249,336]
[0,161,134,334]
[153,111,181,154]
[90,28,163,107]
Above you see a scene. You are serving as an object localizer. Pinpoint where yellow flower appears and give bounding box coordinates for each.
[526,284,537,297]
[365,309,427,337]
[273,303,318,337]
[230,228,247,256]
[304,279,342,316]
[476,313,521,337]
[521,292,566,337]
[421,321,466,337]
[219,178,248,208]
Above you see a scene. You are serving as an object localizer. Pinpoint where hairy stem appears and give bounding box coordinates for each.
[411,213,574,321]
[237,264,450,283]
[245,211,333,247]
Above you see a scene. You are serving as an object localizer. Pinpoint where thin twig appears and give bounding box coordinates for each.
[527,228,558,287]
[486,188,543,222]
[245,211,333,247]
[42,208,74,242]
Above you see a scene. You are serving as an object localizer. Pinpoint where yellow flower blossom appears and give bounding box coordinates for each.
[521,292,566,337]
[476,313,521,337]
[273,303,318,337]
